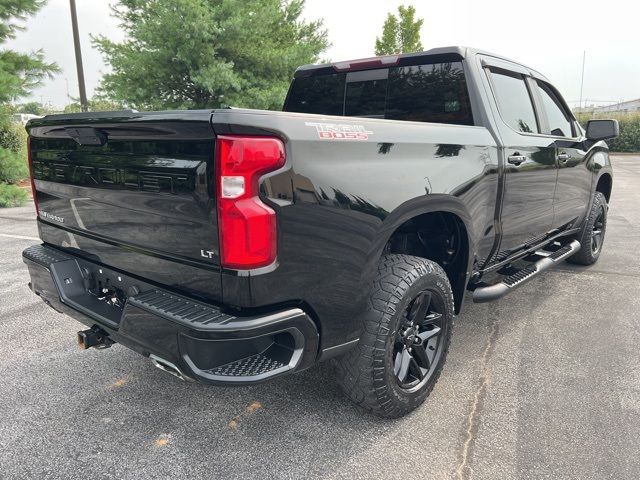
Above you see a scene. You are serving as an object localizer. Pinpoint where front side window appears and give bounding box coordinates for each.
[536,81,574,137]
[489,70,539,134]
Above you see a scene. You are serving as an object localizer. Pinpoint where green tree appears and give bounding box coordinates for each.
[94,0,329,111]
[63,97,124,113]
[375,5,424,55]
[16,101,48,115]
[0,0,57,207]
[0,0,59,104]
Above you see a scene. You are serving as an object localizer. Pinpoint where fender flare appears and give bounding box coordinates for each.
[587,146,613,210]
[363,194,477,311]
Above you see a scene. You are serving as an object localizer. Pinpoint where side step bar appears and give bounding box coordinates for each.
[472,240,580,303]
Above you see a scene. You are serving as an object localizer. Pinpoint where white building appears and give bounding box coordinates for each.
[594,98,640,114]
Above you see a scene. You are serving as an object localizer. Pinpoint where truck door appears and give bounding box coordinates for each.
[484,65,558,260]
[530,79,590,231]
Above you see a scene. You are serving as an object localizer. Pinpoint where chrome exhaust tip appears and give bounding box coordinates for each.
[149,355,189,381]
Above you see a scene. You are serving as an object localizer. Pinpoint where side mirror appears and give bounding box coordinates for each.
[586,119,619,141]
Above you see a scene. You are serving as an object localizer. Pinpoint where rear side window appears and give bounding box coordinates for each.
[386,63,473,125]
[285,73,345,116]
[489,70,539,134]
[536,81,574,137]
[284,61,474,126]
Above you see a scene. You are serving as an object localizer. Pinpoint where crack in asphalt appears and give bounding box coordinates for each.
[455,305,500,480]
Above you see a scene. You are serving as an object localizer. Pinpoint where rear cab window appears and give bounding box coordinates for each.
[284,59,474,126]
[345,69,388,118]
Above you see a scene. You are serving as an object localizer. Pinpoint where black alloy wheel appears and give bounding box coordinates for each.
[591,207,605,255]
[393,290,444,390]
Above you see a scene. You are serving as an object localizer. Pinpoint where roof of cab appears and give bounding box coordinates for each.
[294,46,547,81]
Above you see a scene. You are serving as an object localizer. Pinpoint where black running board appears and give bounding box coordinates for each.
[472,240,581,303]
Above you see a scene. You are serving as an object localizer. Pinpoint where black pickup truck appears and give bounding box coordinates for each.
[23,47,618,417]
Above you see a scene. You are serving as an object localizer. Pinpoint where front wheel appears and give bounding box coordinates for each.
[567,191,608,266]
[334,254,454,418]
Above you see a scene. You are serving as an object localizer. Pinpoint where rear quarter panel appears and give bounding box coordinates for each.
[214,110,499,350]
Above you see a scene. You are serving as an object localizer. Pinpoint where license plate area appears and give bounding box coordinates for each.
[50,258,148,328]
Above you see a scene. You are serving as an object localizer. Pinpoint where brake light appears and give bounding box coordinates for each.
[332,55,399,72]
[216,135,285,269]
[27,137,39,216]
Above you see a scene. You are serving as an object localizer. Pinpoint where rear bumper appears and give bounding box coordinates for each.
[22,244,319,384]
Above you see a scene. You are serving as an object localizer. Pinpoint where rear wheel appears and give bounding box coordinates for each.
[334,254,454,418]
[568,191,608,266]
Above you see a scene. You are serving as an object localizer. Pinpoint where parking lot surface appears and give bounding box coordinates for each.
[0,155,638,480]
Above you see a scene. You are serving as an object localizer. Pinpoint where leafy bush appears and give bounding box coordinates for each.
[608,115,640,152]
[0,182,28,207]
[0,113,29,191]
[576,112,640,153]
[63,97,123,113]
[0,114,27,153]
[0,146,28,183]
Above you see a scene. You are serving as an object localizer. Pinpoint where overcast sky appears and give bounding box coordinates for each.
[7,0,640,109]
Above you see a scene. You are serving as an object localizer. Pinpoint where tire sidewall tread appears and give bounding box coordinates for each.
[568,191,608,265]
[334,254,454,418]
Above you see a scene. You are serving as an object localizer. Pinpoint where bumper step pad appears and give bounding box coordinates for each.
[128,290,237,328]
[23,244,72,266]
[207,353,287,377]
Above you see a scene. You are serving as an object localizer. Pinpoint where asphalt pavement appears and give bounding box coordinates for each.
[0,155,638,480]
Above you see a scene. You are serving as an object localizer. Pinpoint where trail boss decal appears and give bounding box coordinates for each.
[305,122,373,140]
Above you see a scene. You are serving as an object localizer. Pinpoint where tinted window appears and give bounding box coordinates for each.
[386,62,473,125]
[537,82,573,137]
[490,71,538,133]
[284,61,473,125]
[285,73,345,116]
[345,69,388,118]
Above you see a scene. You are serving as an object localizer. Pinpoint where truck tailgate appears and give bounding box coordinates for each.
[27,110,222,302]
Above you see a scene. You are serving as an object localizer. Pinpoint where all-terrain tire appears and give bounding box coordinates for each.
[567,191,608,266]
[334,254,454,418]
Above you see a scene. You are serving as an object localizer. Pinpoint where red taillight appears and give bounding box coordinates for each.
[27,137,39,216]
[216,135,285,270]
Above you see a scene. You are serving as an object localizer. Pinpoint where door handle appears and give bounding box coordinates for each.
[507,154,526,166]
[557,152,571,162]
